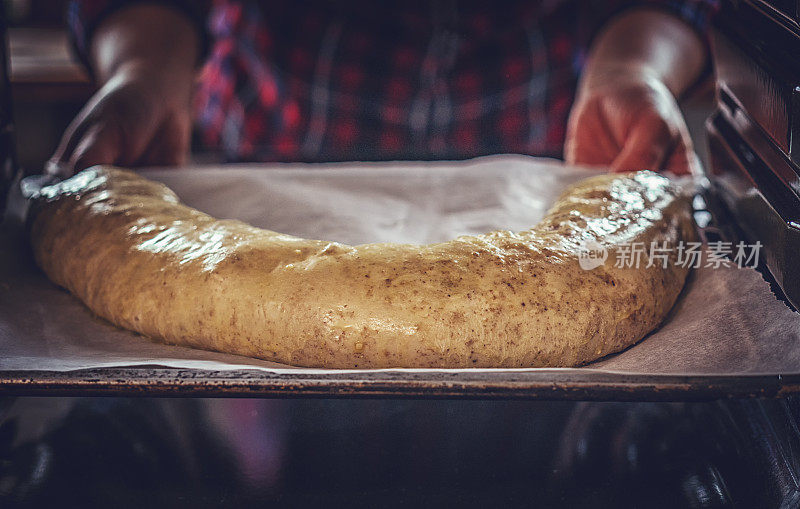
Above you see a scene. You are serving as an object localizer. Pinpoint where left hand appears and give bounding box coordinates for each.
[564,66,700,176]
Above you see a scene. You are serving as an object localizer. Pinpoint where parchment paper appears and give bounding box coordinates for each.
[2,154,799,376]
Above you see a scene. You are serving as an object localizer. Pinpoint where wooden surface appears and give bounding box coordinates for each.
[8,27,93,101]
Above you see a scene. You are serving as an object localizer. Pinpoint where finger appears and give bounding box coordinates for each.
[69,123,122,172]
[568,134,618,167]
[662,133,700,176]
[48,115,93,174]
[565,100,620,167]
[688,150,703,177]
[139,114,191,167]
[45,159,74,179]
[611,116,674,173]
[48,87,114,169]
[664,146,703,177]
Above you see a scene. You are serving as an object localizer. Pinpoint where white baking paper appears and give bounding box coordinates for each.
[1,154,799,375]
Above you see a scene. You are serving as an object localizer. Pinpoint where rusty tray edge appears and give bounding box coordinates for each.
[1,368,799,400]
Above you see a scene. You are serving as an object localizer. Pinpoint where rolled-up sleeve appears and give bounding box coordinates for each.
[632,0,721,87]
[582,0,720,90]
[586,0,720,38]
[640,0,720,34]
[66,0,210,74]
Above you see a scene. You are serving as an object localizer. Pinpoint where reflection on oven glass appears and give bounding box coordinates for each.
[1,397,792,507]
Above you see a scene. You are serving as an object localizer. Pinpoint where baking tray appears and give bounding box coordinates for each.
[2,367,800,400]
[2,159,799,400]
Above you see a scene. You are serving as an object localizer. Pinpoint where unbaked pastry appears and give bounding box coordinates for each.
[29,166,694,368]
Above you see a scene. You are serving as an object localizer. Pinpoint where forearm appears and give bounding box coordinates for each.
[582,8,706,97]
[90,4,199,93]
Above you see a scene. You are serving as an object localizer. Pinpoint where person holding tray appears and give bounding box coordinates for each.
[51,0,717,176]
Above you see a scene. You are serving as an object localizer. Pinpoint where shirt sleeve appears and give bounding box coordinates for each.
[66,0,210,76]
[586,0,719,41]
[583,0,720,94]
[632,0,721,91]
[638,0,720,35]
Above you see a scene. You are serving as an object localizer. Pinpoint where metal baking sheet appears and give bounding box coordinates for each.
[1,368,800,400]
[3,157,800,399]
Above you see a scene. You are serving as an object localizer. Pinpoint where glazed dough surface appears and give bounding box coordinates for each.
[29,166,694,368]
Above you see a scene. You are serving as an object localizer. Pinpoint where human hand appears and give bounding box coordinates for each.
[47,63,193,178]
[564,66,700,176]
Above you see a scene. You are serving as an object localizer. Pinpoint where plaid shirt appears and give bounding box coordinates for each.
[69,0,718,163]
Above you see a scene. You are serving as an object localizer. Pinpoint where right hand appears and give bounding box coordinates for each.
[47,63,193,178]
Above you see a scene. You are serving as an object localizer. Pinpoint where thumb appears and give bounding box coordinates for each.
[662,134,703,177]
[68,123,122,173]
[611,117,673,173]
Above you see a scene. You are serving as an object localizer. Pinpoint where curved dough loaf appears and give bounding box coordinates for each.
[29,166,695,368]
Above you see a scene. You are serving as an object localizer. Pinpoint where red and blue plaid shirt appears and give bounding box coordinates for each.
[69,0,718,162]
